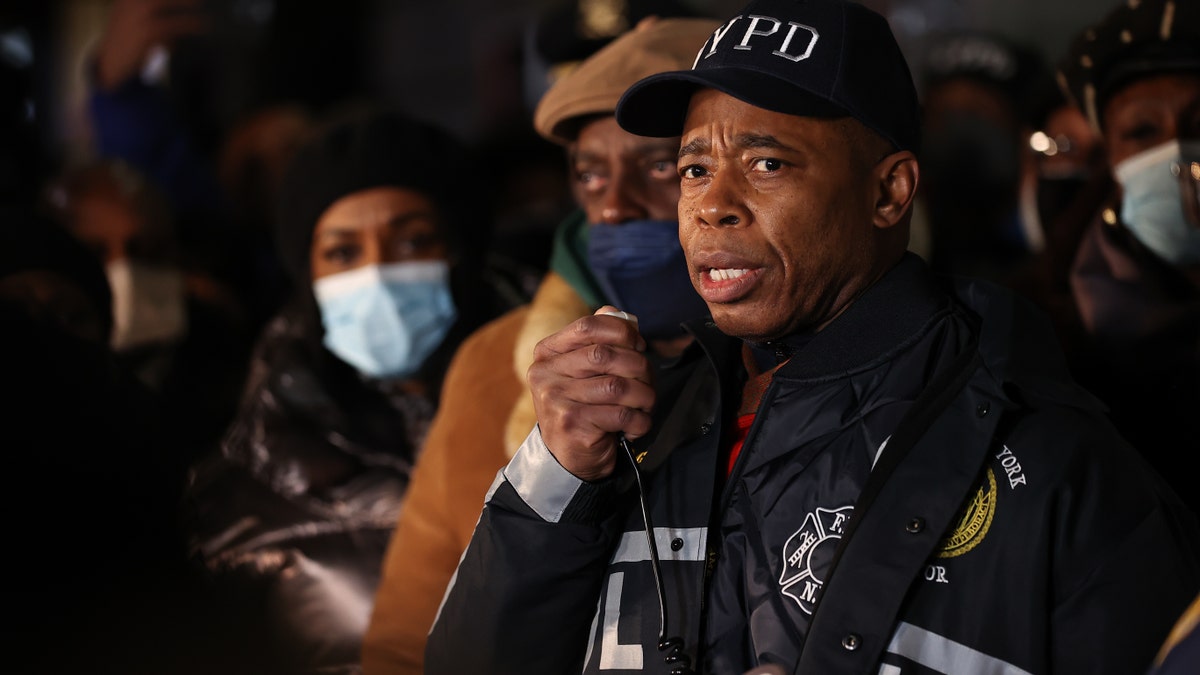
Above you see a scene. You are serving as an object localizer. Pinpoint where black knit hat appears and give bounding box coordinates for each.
[1058,0,1200,134]
[274,108,469,285]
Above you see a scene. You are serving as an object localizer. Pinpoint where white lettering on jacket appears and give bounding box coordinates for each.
[924,564,950,584]
[995,445,1027,489]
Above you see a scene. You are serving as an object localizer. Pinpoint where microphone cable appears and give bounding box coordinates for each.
[620,434,696,674]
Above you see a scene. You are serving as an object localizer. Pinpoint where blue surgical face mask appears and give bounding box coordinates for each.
[586,219,710,339]
[313,261,457,380]
[1115,139,1200,266]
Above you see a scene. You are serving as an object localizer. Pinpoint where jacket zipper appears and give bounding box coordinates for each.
[717,376,781,515]
[700,372,781,645]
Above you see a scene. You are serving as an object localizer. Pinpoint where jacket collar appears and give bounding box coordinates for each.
[773,252,951,381]
[681,253,950,382]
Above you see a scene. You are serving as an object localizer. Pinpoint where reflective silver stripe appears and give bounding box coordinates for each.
[598,571,643,669]
[611,526,708,563]
[582,530,706,672]
[886,622,1034,675]
[502,424,583,523]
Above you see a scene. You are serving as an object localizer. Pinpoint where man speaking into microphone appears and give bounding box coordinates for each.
[426,1,1200,673]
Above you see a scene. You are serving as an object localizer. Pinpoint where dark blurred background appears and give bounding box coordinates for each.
[2,0,1110,170]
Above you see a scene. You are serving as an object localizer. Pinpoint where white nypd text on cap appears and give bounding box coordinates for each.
[693,14,820,68]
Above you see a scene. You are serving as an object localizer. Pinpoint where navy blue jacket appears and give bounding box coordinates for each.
[427,254,1200,674]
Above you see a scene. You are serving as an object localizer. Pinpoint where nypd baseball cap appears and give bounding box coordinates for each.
[615,0,921,152]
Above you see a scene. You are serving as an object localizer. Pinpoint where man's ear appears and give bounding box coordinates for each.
[873,151,918,229]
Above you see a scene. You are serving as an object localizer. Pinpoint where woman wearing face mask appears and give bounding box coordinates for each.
[181,108,489,675]
[1057,0,1200,517]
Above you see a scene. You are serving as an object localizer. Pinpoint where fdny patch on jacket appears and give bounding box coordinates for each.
[779,505,854,614]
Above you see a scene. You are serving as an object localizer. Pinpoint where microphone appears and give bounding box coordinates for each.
[598,307,640,327]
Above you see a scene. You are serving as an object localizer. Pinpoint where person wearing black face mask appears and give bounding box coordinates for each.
[915,32,1052,287]
[1025,84,1108,249]
[361,17,719,675]
[998,80,1111,362]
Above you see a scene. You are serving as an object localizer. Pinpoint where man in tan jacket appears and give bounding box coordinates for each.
[360,16,719,674]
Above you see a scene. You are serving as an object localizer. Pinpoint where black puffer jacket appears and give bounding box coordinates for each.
[182,300,438,675]
[180,107,504,674]
[427,254,1200,675]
